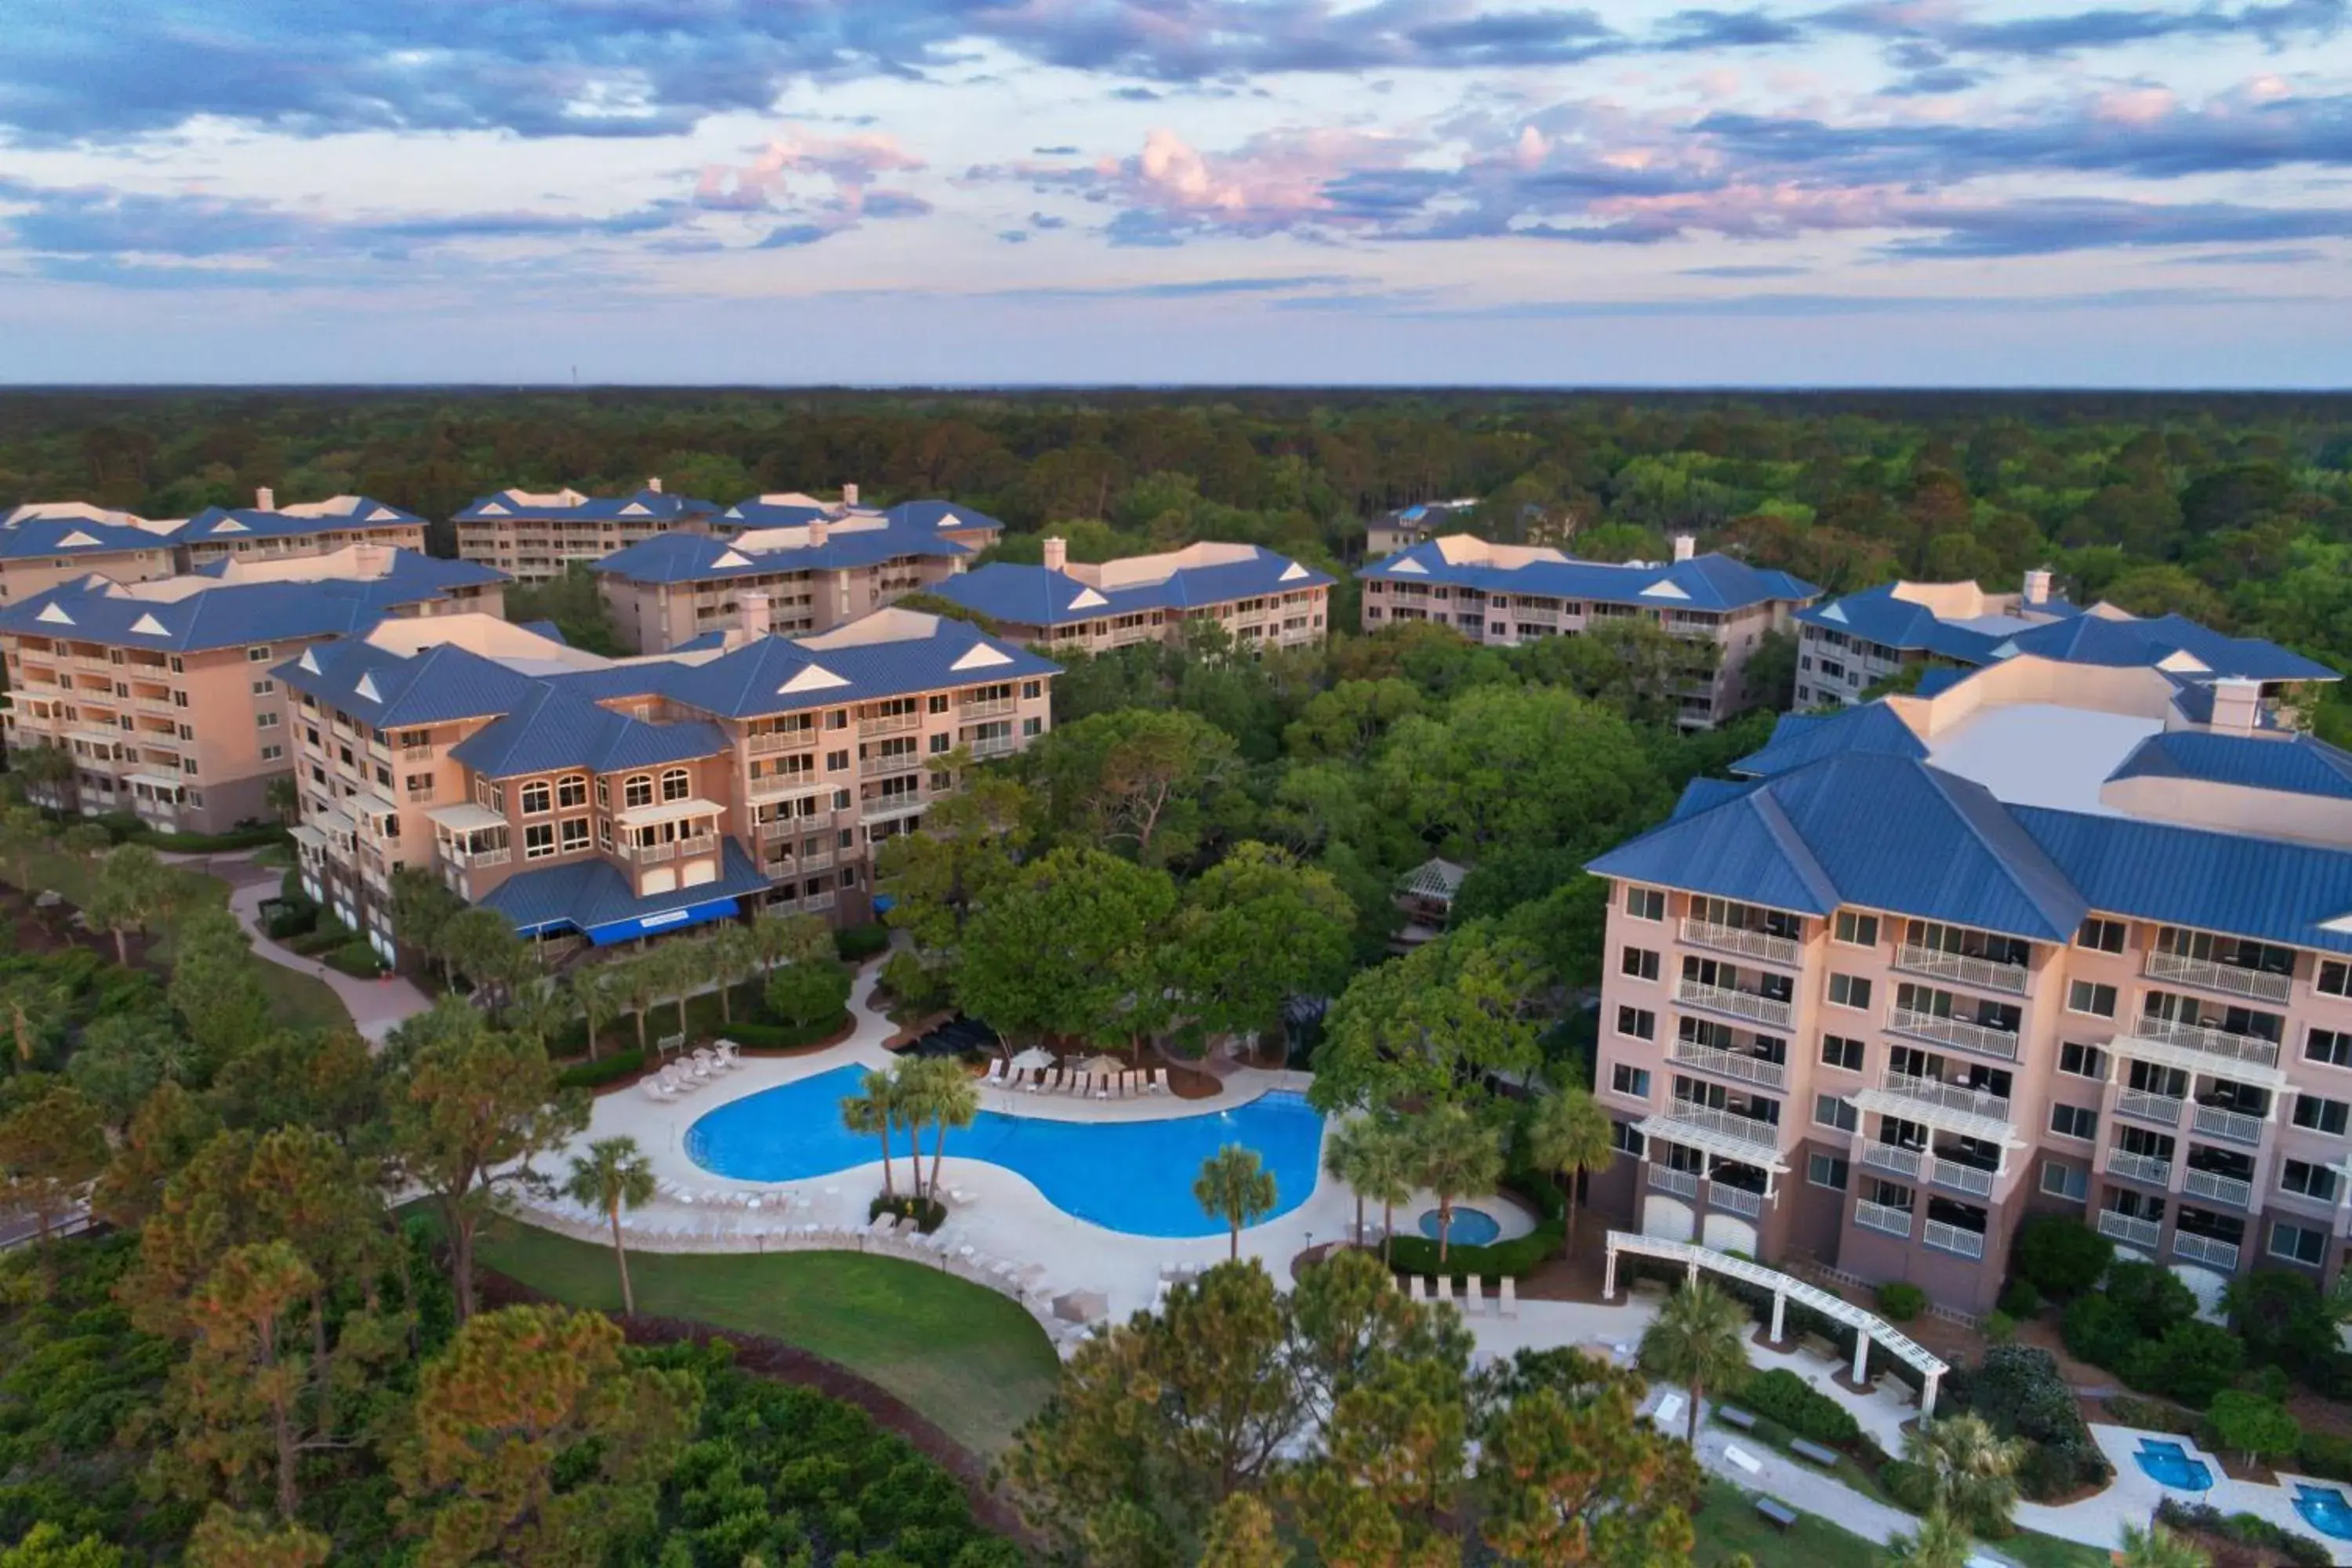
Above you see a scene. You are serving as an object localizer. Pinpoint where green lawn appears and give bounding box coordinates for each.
[474,1216,1061,1455]
[1690,1480,2110,1568]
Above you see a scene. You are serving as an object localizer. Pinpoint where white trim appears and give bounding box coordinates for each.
[777,663,849,695]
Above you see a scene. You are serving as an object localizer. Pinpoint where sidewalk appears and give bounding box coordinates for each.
[216,860,434,1045]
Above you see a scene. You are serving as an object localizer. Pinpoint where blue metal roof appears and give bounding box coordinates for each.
[2107,731,2352,801]
[589,525,969,586]
[2013,807,2352,956]
[1358,540,1815,614]
[480,837,771,938]
[0,550,503,653]
[1733,705,1929,778]
[640,615,1061,720]
[452,487,720,524]
[1794,583,2067,659]
[931,548,1333,627]
[175,498,422,543]
[1999,612,2337,684]
[882,499,1007,536]
[449,684,731,779]
[275,637,546,728]
[0,509,177,561]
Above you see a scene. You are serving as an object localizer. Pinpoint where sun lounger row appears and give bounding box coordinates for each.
[984,1063,1170,1098]
[638,1044,744,1102]
[1403,1272,1519,1319]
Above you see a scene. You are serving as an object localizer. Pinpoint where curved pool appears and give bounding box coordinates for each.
[684,1065,1326,1239]
[2133,1440,2213,1491]
[1418,1207,1501,1247]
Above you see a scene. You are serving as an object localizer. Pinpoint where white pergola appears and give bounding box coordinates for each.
[1604,1229,1951,1417]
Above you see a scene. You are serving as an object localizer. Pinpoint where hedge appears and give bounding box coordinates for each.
[2157,1501,2332,1568]
[1383,1172,1566,1280]
[833,922,891,961]
[325,940,383,978]
[1741,1367,1863,1446]
[2297,1430,2352,1483]
[130,824,289,853]
[1875,1282,1926,1322]
[724,1010,851,1052]
[869,1192,946,1232]
[556,1049,647,1091]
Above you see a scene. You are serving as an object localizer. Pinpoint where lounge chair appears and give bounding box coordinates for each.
[983,1059,1005,1086]
[1062,1071,1083,1098]
[712,1038,742,1067]
[640,1078,675,1104]
[1040,1069,1062,1094]
[1146,1067,1167,1094]
[1093,1076,1111,1101]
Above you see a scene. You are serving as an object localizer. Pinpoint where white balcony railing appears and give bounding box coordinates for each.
[1711,1184,1764,1218]
[2190,1104,2265,1146]
[2145,950,2295,1006]
[1880,1071,2012,1123]
[1674,978,1795,1031]
[1933,1159,1998,1198]
[1886,1006,2020,1061]
[858,710,922,736]
[747,772,821,800]
[2129,1015,2282,1071]
[1855,1201,1913,1239]
[1678,918,1802,968]
[1659,1105,1784,1157]
[1894,944,2031,996]
[2117,1089,2185,1127]
[859,751,922,778]
[449,847,510,870]
[2097,1209,2162,1252]
[2106,1149,2173,1187]
[2183,1169,2254,1209]
[2172,1232,2241,1272]
[967,736,1018,760]
[746,729,817,754]
[958,696,1018,719]
[758,819,797,842]
[1923,1221,1987,1260]
[1666,1039,1788,1091]
[1647,1165,1699,1200]
[1860,1143,1923,1179]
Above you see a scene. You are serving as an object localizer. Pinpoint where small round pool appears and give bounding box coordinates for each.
[2295,1484,2352,1541]
[2134,1439,2213,1491]
[1418,1207,1501,1247]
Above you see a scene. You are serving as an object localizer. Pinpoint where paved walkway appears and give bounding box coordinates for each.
[209,855,434,1044]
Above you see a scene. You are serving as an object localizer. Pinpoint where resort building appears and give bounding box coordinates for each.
[0,545,507,833]
[452,481,723,582]
[1793,573,2334,716]
[274,601,1057,960]
[1357,535,1817,728]
[1584,651,2352,1315]
[0,491,426,601]
[591,500,1003,653]
[1367,499,1480,557]
[927,539,1332,655]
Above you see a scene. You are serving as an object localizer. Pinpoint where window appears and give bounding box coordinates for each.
[523,822,556,860]
[557,818,590,853]
[1624,886,1665,922]
[557,774,587,809]
[520,779,553,815]
[2059,1042,2108,1080]
[1808,1153,1850,1191]
[826,749,850,772]
[1827,974,1872,1011]
[929,732,951,754]
[1835,911,1879,947]
[2049,1104,2098,1141]
[1820,1035,1864,1072]
[251,678,275,696]
[1616,1006,1656,1041]
[256,710,280,730]
[2067,980,2118,1018]
[2282,1159,2340,1203]
[2321,960,2349,998]
[246,644,273,662]
[1022,717,1043,737]
[927,694,949,713]
[1621,947,1660,982]
[622,774,653,808]
[2308,1029,2352,1069]
[597,819,613,851]
[827,709,849,730]
[2272,1222,2328,1267]
[1610,1063,1651,1098]
[1022,680,1042,700]
[2041,1162,2089,1201]
[660,768,690,801]
[259,743,285,762]
[488,782,504,813]
[1813,1094,1857,1133]
[2295,1094,2351,1136]
[2075,917,2127,953]
[595,777,610,808]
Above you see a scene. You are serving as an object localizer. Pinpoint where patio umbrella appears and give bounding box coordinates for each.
[1074,1054,1127,1076]
[1053,1289,1109,1323]
[1009,1046,1054,1072]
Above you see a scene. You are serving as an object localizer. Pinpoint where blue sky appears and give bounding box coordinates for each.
[0,0,2346,385]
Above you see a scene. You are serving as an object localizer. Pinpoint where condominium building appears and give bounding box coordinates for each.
[1793,573,2334,713]
[928,539,1333,655]
[1367,499,1479,557]
[274,600,1057,960]
[591,501,1002,653]
[0,490,425,602]
[452,481,722,582]
[0,545,506,833]
[1357,535,1817,728]
[1584,652,2352,1314]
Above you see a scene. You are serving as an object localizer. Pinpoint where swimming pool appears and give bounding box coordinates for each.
[684,1065,1327,1238]
[2295,1484,2352,1541]
[2133,1440,2214,1490]
[1418,1207,1501,1247]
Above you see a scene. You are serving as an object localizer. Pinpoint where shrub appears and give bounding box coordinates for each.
[2107,1259,2197,1338]
[1878,1458,1938,1514]
[555,1049,647,1091]
[2129,1319,2243,1408]
[1984,1311,2016,1346]
[1741,1367,1862,1446]
[1956,1344,2111,1501]
[2011,1216,2112,1298]
[2296,1431,2352,1483]
[1385,1171,1564,1280]
[869,1192,945,1233]
[725,1012,850,1052]
[765,958,854,1029]
[2158,1501,2333,1568]
[2103,1394,2200,1436]
[325,940,383,978]
[1997,1279,2043,1319]
[1875,1282,1926,1322]
[2060,1294,2136,1369]
[263,900,318,941]
[2205,1389,2300,1468]
[876,948,948,1014]
[130,825,286,853]
[833,922,891,961]
[2230,1269,2337,1374]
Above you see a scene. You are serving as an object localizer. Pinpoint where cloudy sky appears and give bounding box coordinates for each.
[1,0,2346,385]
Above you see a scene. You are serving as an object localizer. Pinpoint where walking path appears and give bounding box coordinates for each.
[201,852,434,1044]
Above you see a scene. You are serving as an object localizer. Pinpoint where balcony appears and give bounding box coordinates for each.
[622,833,716,867]
[803,890,837,913]
[2172,1232,2240,1272]
[1711,1184,1764,1218]
[746,729,816,754]
[858,710,921,736]
[1894,943,2030,996]
[2183,1168,2254,1210]
[1859,1143,1996,1197]
[2116,1089,2185,1127]
[405,783,434,804]
[967,735,1018,760]
[861,793,927,822]
[757,819,800,842]
[1665,1038,1788,1091]
[1860,1143,1924,1180]
[959,696,1018,719]
[1886,1006,2020,1062]
[747,771,822,800]
[2106,1149,2173,1187]
[1679,918,1802,968]
[448,846,510,870]
[1647,1165,1698,1200]
[2190,1104,2264,1146]
[1879,1071,2011,1123]
[2127,1015,2281,1071]
[402,743,434,761]
[1674,978,1795,1031]
[2144,950,2295,1006]
[859,751,923,778]
[1923,1220,1987,1260]
[2097,1209,2162,1252]
[1658,1105,1784,1160]
[1856,1201,1914,1239]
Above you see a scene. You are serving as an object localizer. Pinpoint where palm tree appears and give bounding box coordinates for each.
[0,974,66,1065]
[1637,1276,1751,1445]
[88,844,174,964]
[1412,1102,1504,1268]
[606,956,663,1054]
[1525,1084,1613,1261]
[842,1068,904,1200]
[2116,1521,2212,1568]
[263,775,300,826]
[573,964,619,1062]
[898,1056,980,1203]
[1902,1414,2028,1536]
[0,804,49,891]
[1355,1118,1418,1264]
[561,1137,658,1316]
[1885,1507,1974,1568]
[1194,1144,1278,1261]
[707,924,761,1025]
[752,908,830,974]
[11,743,74,810]
[650,937,707,1040]
[503,977,575,1053]
[1323,1116,1376,1246]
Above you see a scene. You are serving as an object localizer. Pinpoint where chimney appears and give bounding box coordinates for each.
[350,541,390,578]
[2023,568,2052,607]
[1042,536,1068,572]
[739,590,771,641]
[841,482,859,508]
[2208,677,2262,736]
[255,486,275,512]
[1672,534,1696,564]
[808,516,829,547]
[646,476,663,495]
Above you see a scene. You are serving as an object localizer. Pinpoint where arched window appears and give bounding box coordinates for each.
[622,774,653,809]
[660,767,691,802]
[557,773,588,809]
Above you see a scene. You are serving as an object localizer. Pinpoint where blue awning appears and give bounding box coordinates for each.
[585,895,742,946]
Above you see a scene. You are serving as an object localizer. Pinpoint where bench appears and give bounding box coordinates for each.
[1789,1437,1841,1468]
[1754,1497,1799,1532]
[1717,1406,1757,1431]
